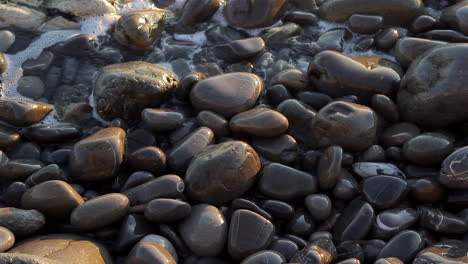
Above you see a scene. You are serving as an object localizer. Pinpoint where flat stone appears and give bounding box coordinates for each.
[69,127,126,181]
[94,62,178,121]
[228,209,275,259]
[190,72,263,118]
[178,204,227,257]
[318,0,423,26]
[352,162,405,178]
[21,180,84,218]
[185,141,260,204]
[308,51,400,103]
[349,14,383,34]
[177,0,221,27]
[142,109,185,132]
[123,175,185,206]
[418,206,468,234]
[0,207,45,236]
[70,193,130,230]
[0,99,53,127]
[317,145,343,191]
[362,176,408,209]
[271,69,308,93]
[259,163,317,201]
[224,0,288,29]
[251,134,298,164]
[0,159,43,181]
[144,198,191,223]
[196,110,230,137]
[25,124,82,143]
[311,101,378,152]
[230,108,289,137]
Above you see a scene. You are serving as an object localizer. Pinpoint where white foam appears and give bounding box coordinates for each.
[117,0,160,14]
[173,31,207,46]
[167,0,187,10]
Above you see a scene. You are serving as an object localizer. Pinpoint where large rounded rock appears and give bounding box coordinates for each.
[113,10,166,49]
[440,146,468,189]
[224,0,288,29]
[70,127,125,181]
[178,204,227,257]
[311,101,378,152]
[8,234,112,264]
[318,0,423,26]
[185,141,260,204]
[21,180,84,218]
[190,72,263,118]
[94,62,178,121]
[0,99,53,127]
[398,44,468,128]
[308,51,400,103]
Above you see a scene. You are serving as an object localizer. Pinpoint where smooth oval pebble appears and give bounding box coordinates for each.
[0,226,14,252]
[362,176,408,209]
[372,208,418,239]
[440,146,468,189]
[268,238,298,261]
[213,37,266,61]
[252,134,298,164]
[305,194,332,221]
[127,240,176,264]
[352,162,405,179]
[241,250,286,264]
[230,108,289,137]
[144,198,191,223]
[317,145,343,191]
[142,109,185,132]
[377,230,425,263]
[0,99,53,127]
[0,207,45,236]
[190,72,263,117]
[124,174,185,205]
[259,163,317,201]
[71,193,130,230]
[21,180,84,218]
[333,199,375,243]
[228,209,275,259]
[197,110,230,137]
[224,0,288,29]
[178,204,227,257]
[185,141,261,204]
[402,133,454,166]
[127,146,166,176]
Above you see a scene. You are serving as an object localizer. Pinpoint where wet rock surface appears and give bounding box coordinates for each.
[1,0,468,262]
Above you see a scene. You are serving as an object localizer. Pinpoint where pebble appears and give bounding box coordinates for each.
[398,44,468,127]
[311,101,378,152]
[24,164,67,186]
[116,214,154,251]
[196,111,230,137]
[349,14,383,34]
[259,163,317,201]
[393,37,446,68]
[232,199,272,221]
[377,230,425,263]
[25,124,82,143]
[441,1,468,35]
[0,30,14,52]
[241,250,286,264]
[372,208,419,239]
[268,238,299,261]
[0,99,53,127]
[277,99,316,147]
[0,158,43,181]
[333,199,375,243]
[352,162,405,178]
[3,182,27,207]
[402,133,454,166]
[308,51,400,103]
[121,171,155,192]
[127,146,166,176]
[0,207,45,236]
[70,127,126,181]
[228,209,275,259]
[141,234,178,261]
[440,146,468,189]
[290,238,336,264]
[317,145,343,191]
[333,169,360,201]
[127,240,176,264]
[213,37,265,61]
[375,28,399,50]
[224,0,288,28]
[260,200,295,220]
[0,52,6,75]
[375,258,403,264]
[413,240,468,264]
[270,69,308,93]
[0,227,14,252]
[287,211,315,238]
[362,176,408,209]
[113,10,166,49]
[94,62,178,121]
[144,198,191,223]
[266,84,292,105]
[21,180,84,218]
[177,0,221,28]
[230,108,289,137]
[418,206,468,234]
[0,124,20,148]
[178,204,227,257]
[371,94,399,123]
[175,72,206,101]
[190,73,263,117]
[284,11,318,25]
[380,122,420,147]
[22,51,54,75]
[142,109,185,132]
[251,134,298,164]
[70,193,130,230]
[185,141,260,204]
[123,174,184,205]
[408,178,443,203]
[305,194,332,221]
[17,76,45,99]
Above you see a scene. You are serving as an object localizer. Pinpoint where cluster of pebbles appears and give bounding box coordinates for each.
[0,0,468,263]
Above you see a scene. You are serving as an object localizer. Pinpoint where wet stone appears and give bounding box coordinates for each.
[177,0,221,28]
[144,198,191,223]
[305,194,332,222]
[232,199,272,221]
[277,99,316,147]
[402,133,454,166]
[375,258,404,264]
[0,226,14,252]
[9,142,41,160]
[352,162,405,179]
[190,72,263,118]
[228,209,275,259]
[241,250,286,264]
[224,0,288,29]
[259,163,317,201]
[411,15,438,33]
[359,145,386,162]
[333,169,360,201]
[3,182,27,207]
[25,124,82,143]
[380,122,420,147]
[21,180,83,218]
[127,240,176,264]
[287,211,315,238]
[377,230,425,263]
[394,37,446,68]
[349,14,383,35]
[413,240,468,264]
[142,109,185,132]
[333,199,375,243]
[408,178,444,204]
[336,242,364,263]
[94,62,178,121]
[178,204,227,257]
[196,111,230,138]
[17,76,45,99]
[418,206,468,234]
[311,101,378,152]
[0,124,20,148]
[371,94,399,123]
[317,145,343,191]
[116,214,154,251]
[0,99,53,127]
[268,238,299,261]
[0,207,45,236]
[123,174,185,206]
[70,193,130,230]
[141,234,178,262]
[441,1,468,35]
[0,30,15,52]
[375,28,399,50]
[260,200,295,220]
[213,37,265,61]
[372,208,419,239]
[230,108,289,137]
[290,238,336,264]
[185,141,260,204]
[24,164,67,186]
[271,69,308,93]
[174,72,205,101]
[284,11,318,25]
[70,127,126,181]
[22,50,54,75]
[252,134,298,164]
[113,10,166,49]
[440,146,468,189]
[127,146,166,176]
[308,51,400,103]
[0,52,6,75]
[362,176,408,209]
[0,159,43,181]
[296,92,333,110]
